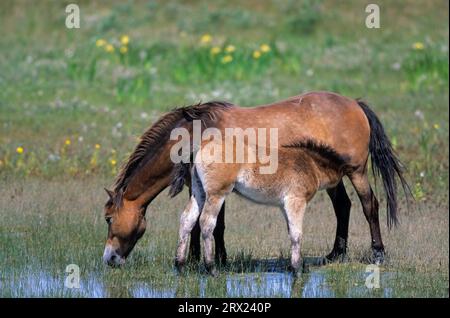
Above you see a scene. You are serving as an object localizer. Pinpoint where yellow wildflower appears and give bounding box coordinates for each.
[120,46,128,54]
[120,35,130,45]
[96,39,106,47]
[95,144,101,150]
[105,44,114,53]
[210,46,221,55]
[200,34,212,44]
[225,45,235,53]
[260,44,271,53]
[65,139,71,146]
[413,42,425,50]
[253,50,261,59]
[221,55,233,64]
[110,159,117,166]
[16,146,24,154]
[433,123,440,129]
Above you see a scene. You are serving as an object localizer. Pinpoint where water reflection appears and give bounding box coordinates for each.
[6,259,396,298]
[226,272,294,297]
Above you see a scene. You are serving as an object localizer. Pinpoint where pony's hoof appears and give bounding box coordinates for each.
[372,249,385,265]
[325,250,348,263]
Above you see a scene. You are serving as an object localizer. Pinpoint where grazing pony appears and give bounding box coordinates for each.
[102,102,230,266]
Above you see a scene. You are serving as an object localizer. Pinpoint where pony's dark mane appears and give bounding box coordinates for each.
[283,139,350,166]
[113,101,232,194]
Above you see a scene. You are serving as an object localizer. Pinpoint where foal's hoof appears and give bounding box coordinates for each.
[205,264,219,278]
[371,249,385,265]
[288,264,303,278]
[174,259,186,275]
[210,268,219,278]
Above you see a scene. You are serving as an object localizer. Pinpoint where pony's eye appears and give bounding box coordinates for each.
[105,216,113,225]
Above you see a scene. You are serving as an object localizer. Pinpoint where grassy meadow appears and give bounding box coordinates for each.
[0,0,448,297]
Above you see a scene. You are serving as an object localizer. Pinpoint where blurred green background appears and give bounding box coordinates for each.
[0,0,448,199]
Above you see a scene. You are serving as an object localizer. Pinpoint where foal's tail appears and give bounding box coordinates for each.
[357,99,411,229]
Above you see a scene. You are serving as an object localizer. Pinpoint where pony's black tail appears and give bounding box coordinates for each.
[357,99,411,229]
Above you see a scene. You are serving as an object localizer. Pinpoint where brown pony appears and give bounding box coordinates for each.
[103,91,409,272]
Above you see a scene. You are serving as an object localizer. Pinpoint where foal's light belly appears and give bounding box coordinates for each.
[233,171,283,206]
[233,181,281,206]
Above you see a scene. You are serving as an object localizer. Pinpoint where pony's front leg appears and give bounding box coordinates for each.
[283,196,307,276]
[199,195,225,277]
[175,195,201,273]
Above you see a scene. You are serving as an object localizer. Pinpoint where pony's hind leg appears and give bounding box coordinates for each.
[326,180,351,262]
[349,170,385,265]
[175,195,201,272]
[199,194,226,277]
[188,220,201,263]
[282,196,307,275]
[214,202,227,266]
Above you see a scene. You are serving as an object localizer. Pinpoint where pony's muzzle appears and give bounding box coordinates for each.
[103,244,125,267]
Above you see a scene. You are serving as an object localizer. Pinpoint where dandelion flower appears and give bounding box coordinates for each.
[200,34,212,44]
[413,42,425,50]
[120,46,128,54]
[225,45,235,53]
[253,50,261,59]
[96,39,106,47]
[95,144,101,149]
[110,159,117,166]
[221,55,233,64]
[433,123,440,129]
[65,139,71,146]
[120,35,130,45]
[210,46,221,55]
[260,44,271,53]
[105,44,115,53]
[16,146,24,154]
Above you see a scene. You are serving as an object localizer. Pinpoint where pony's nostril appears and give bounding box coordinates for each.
[111,254,117,261]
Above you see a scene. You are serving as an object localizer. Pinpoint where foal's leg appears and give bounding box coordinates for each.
[175,196,201,272]
[326,180,351,262]
[349,170,385,265]
[283,196,307,275]
[188,186,201,263]
[188,203,227,266]
[199,195,226,277]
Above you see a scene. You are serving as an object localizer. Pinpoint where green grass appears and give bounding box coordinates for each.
[0,178,448,297]
[0,0,448,297]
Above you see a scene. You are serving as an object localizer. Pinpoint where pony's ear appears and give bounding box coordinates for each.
[112,188,125,207]
[104,188,114,200]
